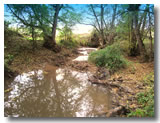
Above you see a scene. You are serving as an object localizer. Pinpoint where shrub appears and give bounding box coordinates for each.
[88,43,128,73]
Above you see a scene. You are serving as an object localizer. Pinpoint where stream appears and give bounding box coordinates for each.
[4,47,111,117]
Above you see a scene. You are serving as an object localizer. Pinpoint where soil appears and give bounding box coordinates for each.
[8,47,78,74]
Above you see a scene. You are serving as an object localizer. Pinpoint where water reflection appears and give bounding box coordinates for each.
[4,65,110,117]
[73,47,97,61]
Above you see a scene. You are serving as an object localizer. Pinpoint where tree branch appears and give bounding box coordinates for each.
[90,5,101,31]
[7,5,41,29]
[78,22,100,33]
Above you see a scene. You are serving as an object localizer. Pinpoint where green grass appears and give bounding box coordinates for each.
[88,43,128,73]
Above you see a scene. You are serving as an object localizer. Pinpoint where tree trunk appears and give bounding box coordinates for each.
[129,18,138,56]
[128,12,137,56]
[100,4,105,46]
[134,10,146,60]
[43,4,62,52]
[148,8,153,61]
[91,4,105,46]
[52,4,63,44]
[108,5,117,45]
[111,5,117,29]
[31,26,37,50]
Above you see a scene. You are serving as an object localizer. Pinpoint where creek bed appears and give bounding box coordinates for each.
[4,47,111,117]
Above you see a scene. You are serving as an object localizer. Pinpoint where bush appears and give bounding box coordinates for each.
[127,73,154,117]
[88,43,128,73]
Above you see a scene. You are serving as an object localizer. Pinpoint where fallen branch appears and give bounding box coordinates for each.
[106,106,124,117]
[88,78,134,94]
[96,105,127,117]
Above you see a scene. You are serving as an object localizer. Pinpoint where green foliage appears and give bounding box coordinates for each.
[58,25,73,41]
[4,21,11,28]
[88,43,128,73]
[57,24,80,48]
[127,73,154,117]
[127,109,146,117]
[72,34,91,46]
[7,4,52,32]
[57,39,78,48]
[116,40,130,55]
[127,89,154,117]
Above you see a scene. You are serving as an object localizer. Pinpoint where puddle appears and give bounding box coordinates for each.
[73,47,97,61]
[4,64,111,117]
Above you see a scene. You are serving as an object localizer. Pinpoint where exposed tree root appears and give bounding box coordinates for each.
[43,35,61,53]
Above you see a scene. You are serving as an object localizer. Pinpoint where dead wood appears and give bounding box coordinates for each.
[97,105,128,117]
[106,106,124,117]
[88,77,134,94]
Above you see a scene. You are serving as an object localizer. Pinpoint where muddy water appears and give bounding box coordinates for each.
[4,48,111,117]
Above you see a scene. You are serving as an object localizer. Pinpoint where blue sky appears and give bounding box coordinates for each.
[4,4,93,34]
[4,4,153,34]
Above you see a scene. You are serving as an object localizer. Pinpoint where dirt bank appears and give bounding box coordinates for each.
[8,47,78,74]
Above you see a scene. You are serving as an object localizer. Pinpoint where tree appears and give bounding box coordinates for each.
[7,4,52,49]
[89,4,105,46]
[7,4,81,52]
[7,4,63,50]
[148,5,154,61]
[58,5,82,42]
[81,4,118,47]
[52,4,63,44]
[133,5,147,59]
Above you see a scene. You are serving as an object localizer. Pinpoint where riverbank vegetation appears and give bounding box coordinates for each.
[127,72,154,117]
[4,4,154,117]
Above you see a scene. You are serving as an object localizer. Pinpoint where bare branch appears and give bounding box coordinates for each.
[90,5,101,31]
[78,22,100,33]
